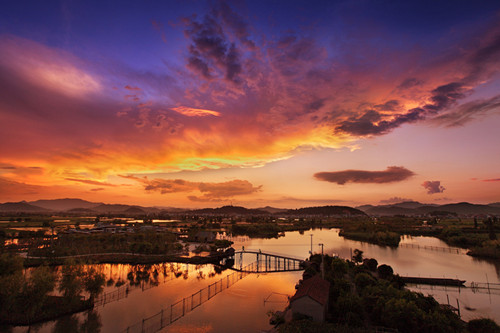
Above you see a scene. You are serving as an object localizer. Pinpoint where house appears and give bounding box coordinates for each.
[290,274,330,322]
[192,230,216,242]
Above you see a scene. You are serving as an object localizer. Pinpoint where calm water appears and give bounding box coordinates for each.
[11,228,500,332]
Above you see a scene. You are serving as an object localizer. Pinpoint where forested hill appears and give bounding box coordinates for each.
[284,205,368,216]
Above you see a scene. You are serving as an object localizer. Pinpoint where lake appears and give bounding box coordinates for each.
[11,228,500,332]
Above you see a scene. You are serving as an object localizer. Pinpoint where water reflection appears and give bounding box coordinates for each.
[52,310,101,333]
[471,257,500,280]
[10,228,500,332]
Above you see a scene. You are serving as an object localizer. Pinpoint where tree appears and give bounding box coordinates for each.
[83,267,105,302]
[58,260,84,303]
[364,258,378,272]
[80,310,102,333]
[23,265,56,318]
[467,318,500,333]
[352,249,363,264]
[0,253,24,277]
[377,264,394,279]
[485,217,497,240]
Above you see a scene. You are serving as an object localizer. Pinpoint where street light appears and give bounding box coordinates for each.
[309,234,313,255]
[318,243,324,279]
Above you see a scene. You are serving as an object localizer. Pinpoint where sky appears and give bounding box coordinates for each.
[1,0,499,208]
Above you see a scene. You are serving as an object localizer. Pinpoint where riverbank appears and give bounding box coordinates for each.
[24,252,230,267]
[339,230,400,247]
[0,296,92,326]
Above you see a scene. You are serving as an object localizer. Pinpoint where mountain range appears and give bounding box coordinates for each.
[355,201,500,216]
[0,198,499,216]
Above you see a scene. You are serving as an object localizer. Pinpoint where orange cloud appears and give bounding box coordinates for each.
[65,178,117,187]
[171,106,221,117]
[121,175,261,201]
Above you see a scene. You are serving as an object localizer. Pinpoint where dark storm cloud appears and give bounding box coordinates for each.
[374,100,400,111]
[314,166,415,185]
[337,81,466,136]
[422,82,466,113]
[305,99,326,113]
[397,78,423,89]
[336,108,424,136]
[187,52,212,79]
[183,2,246,84]
[421,181,445,194]
[431,94,500,127]
[213,1,255,49]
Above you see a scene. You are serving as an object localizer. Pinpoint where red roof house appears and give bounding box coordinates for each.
[290,274,330,322]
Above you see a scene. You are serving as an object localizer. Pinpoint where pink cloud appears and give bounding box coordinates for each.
[124,85,141,91]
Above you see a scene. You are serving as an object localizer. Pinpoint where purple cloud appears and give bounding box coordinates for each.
[422,181,445,194]
[314,166,415,185]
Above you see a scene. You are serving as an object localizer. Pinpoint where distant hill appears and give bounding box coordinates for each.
[358,201,500,216]
[154,206,187,213]
[92,204,159,214]
[361,206,417,216]
[29,198,101,211]
[4,198,500,216]
[190,205,268,215]
[420,202,500,215]
[391,201,434,209]
[123,207,146,214]
[0,201,49,212]
[284,205,367,217]
[66,208,96,214]
[356,205,374,212]
[257,206,289,214]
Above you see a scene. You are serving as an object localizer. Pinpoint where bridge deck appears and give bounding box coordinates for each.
[231,250,305,273]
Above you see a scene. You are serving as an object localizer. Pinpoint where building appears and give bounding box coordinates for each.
[192,230,216,242]
[290,274,330,322]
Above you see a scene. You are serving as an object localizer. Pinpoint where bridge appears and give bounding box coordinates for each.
[229,249,306,273]
[120,249,306,332]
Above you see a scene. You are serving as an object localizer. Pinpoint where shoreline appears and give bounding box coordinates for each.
[24,252,229,267]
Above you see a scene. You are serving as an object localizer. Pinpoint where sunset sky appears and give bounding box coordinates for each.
[1,1,499,208]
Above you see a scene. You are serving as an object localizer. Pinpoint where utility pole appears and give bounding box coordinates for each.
[318,243,324,279]
[310,234,313,255]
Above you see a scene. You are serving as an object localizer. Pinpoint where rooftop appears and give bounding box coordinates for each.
[290,274,330,306]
